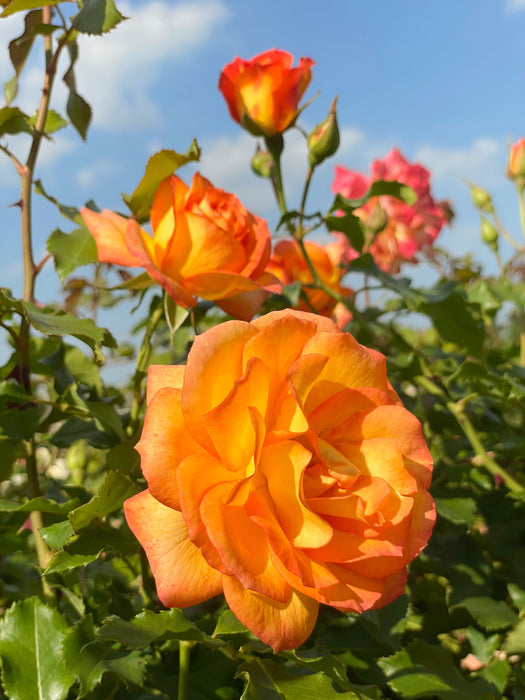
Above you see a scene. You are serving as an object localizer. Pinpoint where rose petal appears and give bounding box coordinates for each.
[223,575,319,651]
[81,208,141,267]
[124,491,223,607]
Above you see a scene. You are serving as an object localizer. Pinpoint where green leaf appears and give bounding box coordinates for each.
[109,270,155,291]
[239,658,358,699]
[378,640,498,699]
[435,497,481,527]
[214,609,249,636]
[452,596,518,632]
[4,74,18,104]
[0,496,78,513]
[44,549,102,574]
[503,618,525,653]
[420,281,485,354]
[68,471,137,531]
[34,179,83,224]
[64,616,146,697]
[85,400,126,440]
[16,297,116,363]
[0,597,75,700]
[329,180,417,216]
[40,519,75,549]
[369,179,417,204]
[508,582,525,612]
[97,608,217,648]
[47,227,98,281]
[63,42,92,140]
[28,108,68,134]
[73,0,126,34]
[0,438,24,480]
[0,105,32,136]
[122,141,201,221]
[1,0,63,17]
[325,211,365,253]
[164,293,190,337]
[7,9,40,77]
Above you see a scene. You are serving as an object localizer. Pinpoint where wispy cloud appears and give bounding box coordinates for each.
[76,159,121,189]
[414,138,502,186]
[506,0,525,13]
[75,0,229,129]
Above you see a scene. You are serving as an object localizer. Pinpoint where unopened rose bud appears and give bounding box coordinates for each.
[308,97,340,167]
[468,182,493,213]
[251,146,274,179]
[365,200,388,235]
[508,138,525,179]
[480,216,498,251]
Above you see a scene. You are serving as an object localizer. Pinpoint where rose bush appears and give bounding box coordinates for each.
[331,148,449,273]
[124,309,435,651]
[218,49,314,136]
[267,239,353,327]
[81,172,280,320]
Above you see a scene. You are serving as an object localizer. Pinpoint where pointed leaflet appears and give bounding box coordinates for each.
[0,597,75,700]
[97,609,219,648]
[64,616,145,698]
[47,228,98,281]
[73,0,126,35]
[122,142,201,221]
[63,42,92,140]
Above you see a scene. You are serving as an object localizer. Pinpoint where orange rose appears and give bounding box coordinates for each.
[266,239,353,328]
[508,138,525,179]
[81,173,280,321]
[124,309,435,651]
[219,49,314,136]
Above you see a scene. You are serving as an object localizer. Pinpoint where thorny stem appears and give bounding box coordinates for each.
[18,7,70,594]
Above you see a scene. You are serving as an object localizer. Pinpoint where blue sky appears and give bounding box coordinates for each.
[1,0,524,330]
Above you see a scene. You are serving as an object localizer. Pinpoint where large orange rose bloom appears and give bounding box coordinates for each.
[81,173,280,321]
[219,49,314,136]
[266,239,353,328]
[124,309,435,651]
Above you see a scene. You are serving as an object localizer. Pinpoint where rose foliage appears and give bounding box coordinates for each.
[1,7,525,700]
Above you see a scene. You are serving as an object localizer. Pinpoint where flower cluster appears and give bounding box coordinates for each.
[332,148,450,274]
[82,48,438,651]
[125,309,435,651]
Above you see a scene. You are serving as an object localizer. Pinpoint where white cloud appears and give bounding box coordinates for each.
[414,138,502,186]
[506,0,525,12]
[73,0,229,129]
[76,158,120,188]
[197,125,366,219]
[198,132,275,215]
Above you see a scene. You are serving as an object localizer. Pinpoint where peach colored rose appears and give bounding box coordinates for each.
[81,173,280,321]
[266,239,353,328]
[331,148,449,274]
[219,49,314,136]
[124,309,435,651]
[508,138,525,179]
